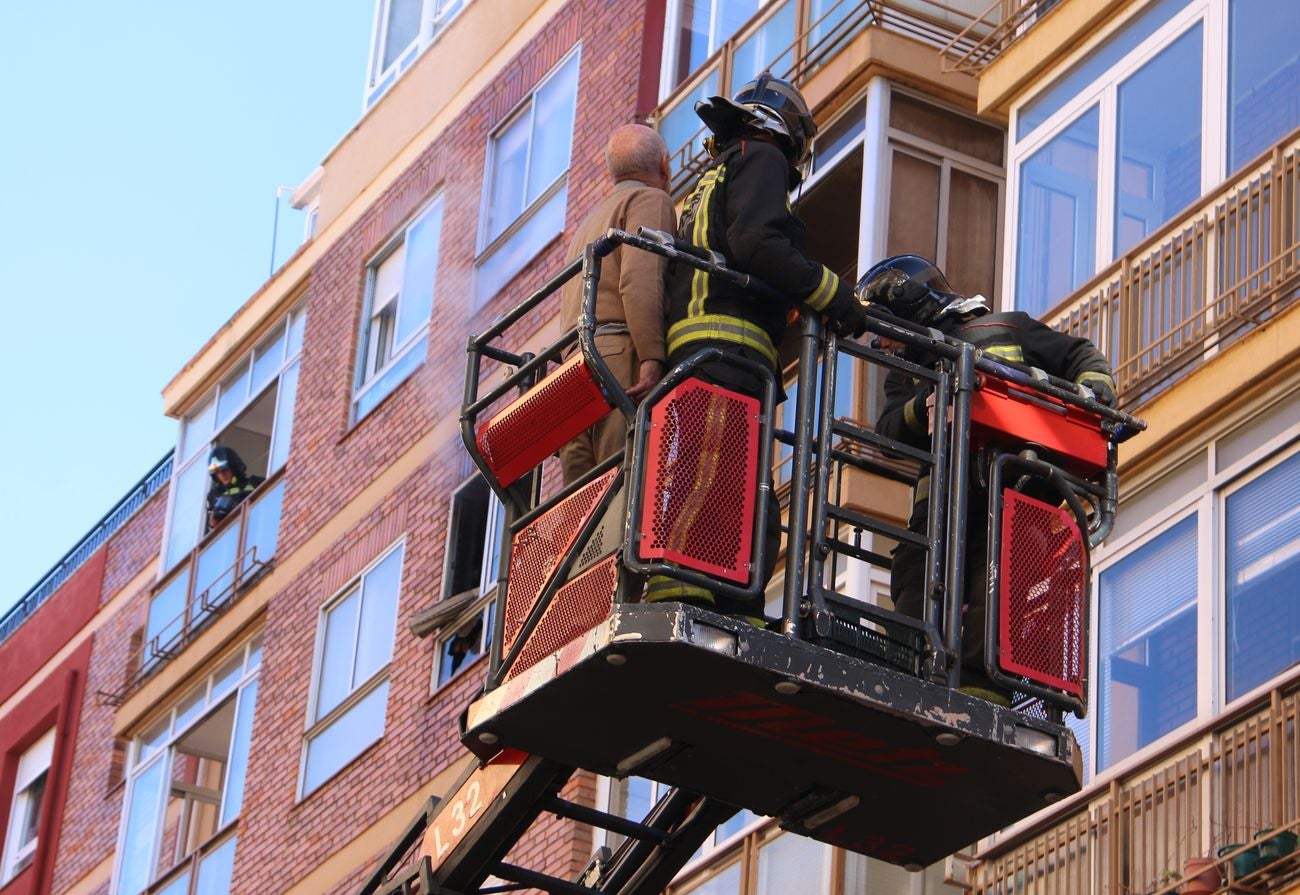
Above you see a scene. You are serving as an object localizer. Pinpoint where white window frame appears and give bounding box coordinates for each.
[473,46,581,306]
[299,540,405,798]
[160,303,307,573]
[110,637,262,895]
[365,0,471,109]
[1,728,55,884]
[432,480,504,692]
[353,196,443,420]
[658,0,779,101]
[1003,0,1228,315]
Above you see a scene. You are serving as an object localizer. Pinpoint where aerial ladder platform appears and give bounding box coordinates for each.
[358,230,1146,895]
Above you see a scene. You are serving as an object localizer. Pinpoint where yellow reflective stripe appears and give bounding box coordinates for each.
[645,576,716,604]
[984,344,1025,362]
[689,169,723,319]
[903,395,926,434]
[1076,370,1115,387]
[914,473,930,505]
[805,265,839,312]
[667,314,779,368]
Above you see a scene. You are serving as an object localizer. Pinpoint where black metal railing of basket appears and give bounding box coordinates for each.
[0,449,174,646]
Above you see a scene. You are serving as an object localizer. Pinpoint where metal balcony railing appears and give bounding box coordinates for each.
[940,0,1061,74]
[0,450,173,646]
[963,665,1300,895]
[655,0,992,195]
[1047,129,1300,412]
[98,473,285,706]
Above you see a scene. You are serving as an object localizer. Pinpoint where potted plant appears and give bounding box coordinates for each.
[1179,855,1221,894]
[1254,826,1298,865]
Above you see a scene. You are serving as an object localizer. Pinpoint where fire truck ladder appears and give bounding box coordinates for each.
[358,230,1147,894]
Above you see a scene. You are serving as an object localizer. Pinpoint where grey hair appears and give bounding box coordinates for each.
[606,124,669,181]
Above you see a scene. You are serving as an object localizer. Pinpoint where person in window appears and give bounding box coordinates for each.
[206,447,263,530]
[645,73,869,623]
[864,254,1116,705]
[559,124,677,485]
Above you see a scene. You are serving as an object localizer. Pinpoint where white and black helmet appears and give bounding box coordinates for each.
[695,72,818,169]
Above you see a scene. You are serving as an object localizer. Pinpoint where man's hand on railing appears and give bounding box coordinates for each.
[626,359,665,404]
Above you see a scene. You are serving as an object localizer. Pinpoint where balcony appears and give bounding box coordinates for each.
[940,0,1060,74]
[100,473,285,706]
[961,665,1300,895]
[1045,129,1300,412]
[654,0,993,194]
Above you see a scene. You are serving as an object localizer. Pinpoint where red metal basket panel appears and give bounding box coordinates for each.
[503,556,618,683]
[502,469,616,657]
[971,375,1107,477]
[998,490,1087,696]
[637,378,759,584]
[476,354,613,487]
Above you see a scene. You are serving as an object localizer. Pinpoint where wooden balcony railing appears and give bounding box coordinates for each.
[962,666,1300,895]
[1049,129,1300,412]
[940,0,1060,74]
[655,0,993,195]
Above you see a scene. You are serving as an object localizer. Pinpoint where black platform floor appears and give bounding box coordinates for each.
[462,603,1081,867]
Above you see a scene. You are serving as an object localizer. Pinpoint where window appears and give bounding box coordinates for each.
[1009,0,1300,317]
[355,197,443,420]
[662,0,765,94]
[602,776,760,856]
[475,48,580,305]
[433,477,505,690]
[366,0,470,108]
[163,305,305,570]
[2,728,54,883]
[302,543,404,795]
[113,638,261,895]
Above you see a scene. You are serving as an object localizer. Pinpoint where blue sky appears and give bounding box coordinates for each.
[0,2,374,611]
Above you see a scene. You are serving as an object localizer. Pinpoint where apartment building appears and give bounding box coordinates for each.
[1,0,1296,894]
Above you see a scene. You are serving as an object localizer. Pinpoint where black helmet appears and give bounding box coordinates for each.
[208,446,248,481]
[855,254,988,326]
[695,72,817,168]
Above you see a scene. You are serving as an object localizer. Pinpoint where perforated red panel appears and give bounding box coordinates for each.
[637,379,759,583]
[476,354,613,487]
[502,469,616,657]
[998,490,1087,697]
[503,556,618,683]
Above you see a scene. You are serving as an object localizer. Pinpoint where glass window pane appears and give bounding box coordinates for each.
[396,201,443,347]
[730,2,795,87]
[486,113,530,243]
[216,361,251,430]
[354,333,427,419]
[1015,105,1099,318]
[268,360,299,473]
[1113,24,1202,258]
[811,99,865,175]
[527,55,579,206]
[194,835,237,895]
[660,72,719,178]
[671,0,716,88]
[194,524,241,623]
[287,308,306,357]
[181,399,215,464]
[317,589,361,718]
[437,613,485,686]
[220,680,259,825]
[243,479,284,577]
[354,548,403,686]
[381,0,421,72]
[809,0,855,59]
[250,326,286,398]
[147,570,191,661]
[755,833,831,895]
[303,678,389,795]
[166,458,209,570]
[152,869,191,895]
[118,758,167,895]
[1098,514,1198,769]
[681,862,742,895]
[172,681,208,736]
[475,187,567,306]
[1226,452,1300,701]
[1228,0,1300,172]
[210,650,244,705]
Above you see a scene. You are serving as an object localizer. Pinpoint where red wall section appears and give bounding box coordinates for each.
[0,548,105,705]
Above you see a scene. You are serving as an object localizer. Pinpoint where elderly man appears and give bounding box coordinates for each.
[558,124,677,485]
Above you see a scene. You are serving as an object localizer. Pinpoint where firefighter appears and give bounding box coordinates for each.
[864,254,1116,705]
[206,447,264,530]
[559,124,676,485]
[645,73,869,623]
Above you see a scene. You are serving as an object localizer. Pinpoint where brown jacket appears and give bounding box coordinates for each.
[559,178,676,365]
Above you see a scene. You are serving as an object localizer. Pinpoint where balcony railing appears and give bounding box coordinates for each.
[940,0,1059,74]
[655,0,993,195]
[963,665,1300,895]
[99,474,285,706]
[1048,129,1300,412]
[0,450,173,646]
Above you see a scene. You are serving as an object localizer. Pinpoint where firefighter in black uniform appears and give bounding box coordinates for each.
[864,254,1116,704]
[645,73,869,622]
[206,447,264,531]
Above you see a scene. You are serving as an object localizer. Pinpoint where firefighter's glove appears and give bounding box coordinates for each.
[825,298,870,340]
[1076,372,1117,408]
